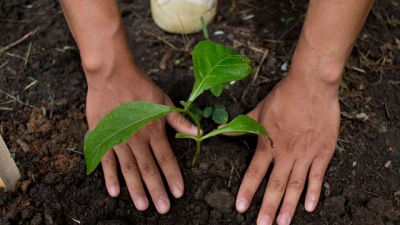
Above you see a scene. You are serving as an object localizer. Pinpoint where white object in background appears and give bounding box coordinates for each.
[151,0,218,34]
[0,135,21,191]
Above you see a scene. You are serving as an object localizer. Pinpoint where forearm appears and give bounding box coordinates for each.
[59,0,135,84]
[290,0,374,86]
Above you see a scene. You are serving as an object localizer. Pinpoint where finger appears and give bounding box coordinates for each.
[101,149,120,197]
[236,138,273,213]
[127,136,171,214]
[304,155,331,212]
[246,103,261,121]
[164,97,201,136]
[276,159,311,225]
[166,111,201,136]
[257,158,294,225]
[150,133,184,198]
[113,144,149,211]
[218,124,242,136]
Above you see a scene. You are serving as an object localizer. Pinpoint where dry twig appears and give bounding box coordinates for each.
[0,61,9,70]
[241,49,269,101]
[0,27,38,52]
[0,90,33,108]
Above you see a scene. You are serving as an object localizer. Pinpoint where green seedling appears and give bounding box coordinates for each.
[281,16,296,26]
[200,16,209,40]
[203,103,229,125]
[189,103,228,125]
[84,41,273,174]
[340,79,348,90]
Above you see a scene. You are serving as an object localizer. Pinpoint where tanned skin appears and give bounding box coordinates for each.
[59,1,373,224]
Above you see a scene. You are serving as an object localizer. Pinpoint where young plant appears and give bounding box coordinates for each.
[190,103,229,125]
[84,41,272,174]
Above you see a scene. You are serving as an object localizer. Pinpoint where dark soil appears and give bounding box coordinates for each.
[1,0,399,224]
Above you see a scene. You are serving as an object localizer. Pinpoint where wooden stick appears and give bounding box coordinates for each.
[0,135,21,191]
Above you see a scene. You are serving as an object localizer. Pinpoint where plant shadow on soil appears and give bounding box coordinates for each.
[0,0,399,224]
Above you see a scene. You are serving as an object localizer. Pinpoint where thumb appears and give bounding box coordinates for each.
[166,112,202,136]
[246,104,260,121]
[164,96,202,136]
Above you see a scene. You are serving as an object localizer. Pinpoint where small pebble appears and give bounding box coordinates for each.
[214,30,224,35]
[226,33,234,41]
[280,62,289,71]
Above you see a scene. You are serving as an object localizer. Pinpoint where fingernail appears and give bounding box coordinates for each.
[236,199,248,212]
[135,197,149,211]
[157,199,170,214]
[190,125,198,134]
[171,185,183,198]
[277,212,291,225]
[109,185,119,197]
[257,216,272,225]
[305,200,316,212]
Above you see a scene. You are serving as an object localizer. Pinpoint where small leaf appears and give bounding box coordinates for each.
[201,115,267,140]
[188,41,252,102]
[210,82,229,97]
[212,108,229,125]
[176,132,198,141]
[203,106,213,118]
[200,16,209,40]
[210,84,224,97]
[224,83,230,90]
[189,106,203,122]
[281,17,296,26]
[180,101,186,107]
[84,101,172,174]
[340,80,348,89]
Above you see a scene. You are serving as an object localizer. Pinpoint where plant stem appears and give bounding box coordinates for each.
[192,139,201,167]
[171,107,202,166]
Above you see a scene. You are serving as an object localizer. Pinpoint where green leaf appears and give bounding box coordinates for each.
[224,83,230,90]
[212,107,229,125]
[188,41,252,102]
[340,79,348,89]
[189,105,203,122]
[203,106,213,118]
[201,115,267,140]
[210,83,224,97]
[281,17,296,26]
[84,101,172,174]
[200,16,209,40]
[175,132,198,141]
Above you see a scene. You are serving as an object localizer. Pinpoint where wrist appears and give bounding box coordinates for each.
[288,44,345,88]
[79,27,141,89]
[79,20,134,74]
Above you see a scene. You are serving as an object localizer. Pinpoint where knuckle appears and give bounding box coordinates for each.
[140,163,158,177]
[121,162,139,174]
[245,165,265,181]
[311,172,325,182]
[128,185,143,195]
[102,157,116,169]
[268,179,286,192]
[288,179,304,190]
[262,204,277,214]
[146,120,161,132]
[177,114,189,126]
[157,152,175,166]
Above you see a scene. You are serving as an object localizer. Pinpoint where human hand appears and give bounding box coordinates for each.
[235,74,340,225]
[85,64,198,214]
